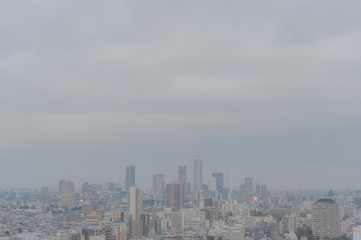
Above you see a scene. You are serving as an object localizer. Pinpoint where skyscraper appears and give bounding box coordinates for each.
[312,198,341,239]
[261,184,267,196]
[128,186,142,219]
[178,166,187,196]
[59,180,75,208]
[153,174,165,201]
[166,183,183,209]
[131,218,143,239]
[244,177,252,198]
[126,166,135,191]
[255,182,261,196]
[193,157,202,192]
[140,213,150,237]
[211,173,224,193]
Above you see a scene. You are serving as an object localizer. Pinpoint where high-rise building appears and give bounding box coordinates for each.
[211,173,224,193]
[261,184,267,196]
[210,177,217,192]
[193,157,202,192]
[126,166,135,191]
[59,180,75,208]
[239,184,245,198]
[166,183,183,209]
[140,213,150,237]
[117,223,127,240]
[152,217,161,235]
[128,186,142,219]
[244,177,252,198]
[104,225,113,240]
[131,218,143,239]
[153,174,165,201]
[255,182,261,196]
[312,198,341,239]
[178,166,187,197]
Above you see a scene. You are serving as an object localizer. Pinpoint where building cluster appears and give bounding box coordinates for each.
[0,158,359,240]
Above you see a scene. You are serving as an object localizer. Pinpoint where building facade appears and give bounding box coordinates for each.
[178,166,187,198]
[312,198,341,239]
[193,157,202,193]
[244,177,252,198]
[128,186,142,219]
[166,183,183,209]
[59,180,75,208]
[153,174,165,202]
[211,173,224,194]
[126,166,135,191]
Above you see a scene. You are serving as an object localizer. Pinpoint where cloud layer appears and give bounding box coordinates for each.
[1,1,361,190]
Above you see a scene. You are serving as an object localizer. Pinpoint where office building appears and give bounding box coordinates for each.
[244,177,252,198]
[261,184,267,197]
[193,157,203,192]
[131,218,143,239]
[128,186,142,219]
[140,213,150,237]
[312,198,341,239]
[117,223,127,240]
[239,184,245,198]
[256,182,261,196]
[126,166,135,191]
[59,180,75,208]
[178,166,187,197]
[211,172,224,193]
[210,177,217,192]
[166,183,183,209]
[152,217,161,235]
[153,174,165,201]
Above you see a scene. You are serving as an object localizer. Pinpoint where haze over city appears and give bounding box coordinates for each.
[1,1,361,190]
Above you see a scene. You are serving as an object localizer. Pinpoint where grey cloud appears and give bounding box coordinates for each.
[0,1,360,189]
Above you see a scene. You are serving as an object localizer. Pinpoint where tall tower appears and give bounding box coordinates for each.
[178,166,187,197]
[128,186,142,219]
[153,174,165,201]
[244,177,252,198]
[166,183,183,210]
[255,182,261,196]
[59,180,75,208]
[126,166,135,191]
[211,173,224,193]
[131,218,143,239]
[312,198,341,239]
[193,156,202,192]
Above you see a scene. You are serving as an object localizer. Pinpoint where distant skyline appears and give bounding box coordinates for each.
[1,1,361,190]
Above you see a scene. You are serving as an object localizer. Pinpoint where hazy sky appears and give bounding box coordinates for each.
[1,1,361,190]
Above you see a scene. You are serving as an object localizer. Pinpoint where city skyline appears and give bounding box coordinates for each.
[1,1,360,240]
[0,160,348,192]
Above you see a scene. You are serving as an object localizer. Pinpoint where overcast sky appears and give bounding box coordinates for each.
[1,1,361,190]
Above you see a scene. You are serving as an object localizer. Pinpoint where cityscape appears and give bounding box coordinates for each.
[0,157,360,240]
[1,1,361,240]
